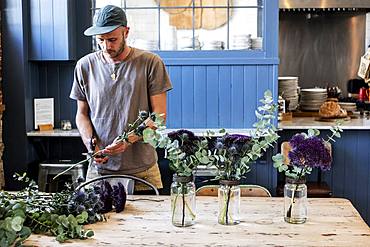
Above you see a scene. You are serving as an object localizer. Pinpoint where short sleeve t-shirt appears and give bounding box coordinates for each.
[70,48,172,174]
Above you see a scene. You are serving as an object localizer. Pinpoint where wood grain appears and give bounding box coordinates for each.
[24,197,370,246]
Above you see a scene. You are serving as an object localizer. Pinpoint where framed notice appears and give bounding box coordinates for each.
[34,98,54,130]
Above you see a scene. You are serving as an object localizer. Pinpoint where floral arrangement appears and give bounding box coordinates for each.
[272,124,343,221]
[199,90,279,224]
[272,126,342,180]
[144,90,279,226]
[144,127,209,177]
[143,128,208,227]
[203,90,279,182]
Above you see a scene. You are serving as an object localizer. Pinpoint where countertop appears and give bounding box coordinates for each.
[26,128,256,137]
[278,116,370,130]
[26,116,370,137]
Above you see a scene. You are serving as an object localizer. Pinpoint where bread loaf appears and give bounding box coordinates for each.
[319,101,341,118]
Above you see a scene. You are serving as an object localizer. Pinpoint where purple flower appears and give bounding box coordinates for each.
[288,134,332,171]
[168,129,200,155]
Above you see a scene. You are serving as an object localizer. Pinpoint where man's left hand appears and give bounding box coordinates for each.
[102,140,130,155]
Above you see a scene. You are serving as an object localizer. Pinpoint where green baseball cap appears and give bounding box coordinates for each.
[84,5,127,36]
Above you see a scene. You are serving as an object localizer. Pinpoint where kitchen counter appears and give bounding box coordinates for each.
[27,117,370,137]
[278,116,370,130]
[26,128,257,137]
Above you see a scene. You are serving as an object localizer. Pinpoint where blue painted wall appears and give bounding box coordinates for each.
[165,64,278,128]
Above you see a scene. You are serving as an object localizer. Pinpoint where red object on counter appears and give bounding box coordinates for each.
[359,87,370,102]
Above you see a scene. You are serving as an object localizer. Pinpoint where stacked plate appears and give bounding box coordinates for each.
[278,77,299,111]
[300,88,327,111]
[338,102,357,112]
[251,37,263,50]
[132,39,158,50]
[202,40,225,50]
[231,34,251,50]
[178,36,201,50]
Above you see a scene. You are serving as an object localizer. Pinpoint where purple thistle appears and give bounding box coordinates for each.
[168,129,200,155]
[288,134,332,171]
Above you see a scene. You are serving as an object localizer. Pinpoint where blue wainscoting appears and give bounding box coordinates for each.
[279,130,370,226]
[166,64,278,128]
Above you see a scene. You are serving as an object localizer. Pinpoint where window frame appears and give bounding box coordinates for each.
[91,0,278,65]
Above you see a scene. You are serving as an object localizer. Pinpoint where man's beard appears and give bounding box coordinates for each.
[105,38,126,58]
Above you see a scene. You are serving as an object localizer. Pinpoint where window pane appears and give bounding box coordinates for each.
[201,0,228,7]
[160,9,178,50]
[233,0,262,7]
[229,7,261,50]
[126,9,159,50]
[197,6,228,50]
[125,0,158,8]
[95,0,123,8]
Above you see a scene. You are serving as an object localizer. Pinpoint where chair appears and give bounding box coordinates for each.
[276,142,332,198]
[38,160,84,192]
[196,184,271,197]
[75,174,159,195]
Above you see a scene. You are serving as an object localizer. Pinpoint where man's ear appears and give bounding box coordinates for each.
[124,27,130,39]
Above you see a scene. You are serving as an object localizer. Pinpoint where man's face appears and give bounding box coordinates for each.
[96,26,129,58]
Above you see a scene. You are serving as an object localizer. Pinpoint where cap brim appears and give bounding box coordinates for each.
[84,25,121,36]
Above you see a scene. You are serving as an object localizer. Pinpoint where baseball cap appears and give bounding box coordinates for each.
[84,5,127,36]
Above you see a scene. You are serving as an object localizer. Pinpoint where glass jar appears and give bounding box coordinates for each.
[170,175,196,227]
[284,177,307,224]
[218,180,240,225]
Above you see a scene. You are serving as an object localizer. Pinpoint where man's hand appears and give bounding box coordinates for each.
[91,138,109,165]
[102,140,130,156]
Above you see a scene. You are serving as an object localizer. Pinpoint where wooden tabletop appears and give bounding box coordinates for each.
[25,196,370,247]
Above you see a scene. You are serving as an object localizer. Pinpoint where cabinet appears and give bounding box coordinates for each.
[29,0,76,60]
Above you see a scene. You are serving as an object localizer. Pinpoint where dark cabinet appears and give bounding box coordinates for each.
[29,0,76,60]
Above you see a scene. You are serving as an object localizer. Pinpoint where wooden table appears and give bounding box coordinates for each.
[25,196,370,246]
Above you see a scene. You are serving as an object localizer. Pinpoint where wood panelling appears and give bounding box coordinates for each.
[29,0,76,60]
[166,64,278,128]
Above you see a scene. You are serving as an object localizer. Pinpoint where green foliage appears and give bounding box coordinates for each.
[204,90,279,180]
[143,125,210,177]
[143,90,279,181]
[0,173,101,246]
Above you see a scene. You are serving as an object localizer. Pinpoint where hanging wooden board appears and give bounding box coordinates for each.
[159,0,230,30]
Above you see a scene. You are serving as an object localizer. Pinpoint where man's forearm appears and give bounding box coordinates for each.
[76,112,94,151]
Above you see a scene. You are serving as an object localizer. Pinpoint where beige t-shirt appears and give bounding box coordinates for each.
[70,48,172,174]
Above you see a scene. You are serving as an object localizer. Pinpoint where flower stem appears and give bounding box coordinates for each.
[225,186,231,224]
[286,169,305,218]
[52,150,103,180]
[171,183,195,226]
[286,183,298,218]
[181,183,185,226]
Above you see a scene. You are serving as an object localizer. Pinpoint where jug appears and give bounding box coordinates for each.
[359,87,370,101]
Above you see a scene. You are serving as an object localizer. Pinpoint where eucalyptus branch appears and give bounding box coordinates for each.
[53,111,160,180]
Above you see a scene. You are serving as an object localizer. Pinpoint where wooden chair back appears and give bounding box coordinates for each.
[196,184,271,197]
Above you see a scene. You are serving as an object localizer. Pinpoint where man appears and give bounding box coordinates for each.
[70,5,172,191]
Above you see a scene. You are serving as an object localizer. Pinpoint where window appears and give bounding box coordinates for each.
[92,0,264,51]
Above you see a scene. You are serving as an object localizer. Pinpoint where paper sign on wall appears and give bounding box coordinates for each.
[34,98,54,130]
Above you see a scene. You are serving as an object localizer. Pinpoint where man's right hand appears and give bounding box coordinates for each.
[91,138,109,164]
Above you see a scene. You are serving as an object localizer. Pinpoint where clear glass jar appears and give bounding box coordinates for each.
[284,177,307,224]
[218,180,240,225]
[170,175,196,227]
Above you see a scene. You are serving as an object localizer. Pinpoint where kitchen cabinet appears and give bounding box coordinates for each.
[29,0,76,60]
